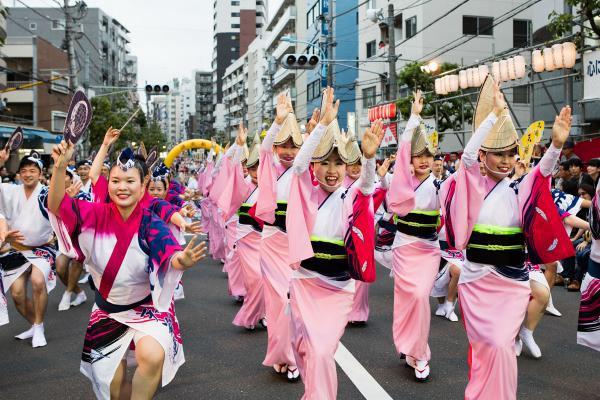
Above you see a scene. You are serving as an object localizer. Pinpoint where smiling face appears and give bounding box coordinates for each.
[479,149,517,181]
[77,164,90,182]
[248,164,258,185]
[275,138,299,168]
[346,162,361,180]
[147,179,167,199]
[108,166,144,210]
[432,159,444,176]
[19,164,41,190]
[411,152,434,179]
[101,165,110,178]
[314,151,346,193]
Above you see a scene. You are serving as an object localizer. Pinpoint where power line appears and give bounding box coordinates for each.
[331,0,370,20]
[419,0,543,61]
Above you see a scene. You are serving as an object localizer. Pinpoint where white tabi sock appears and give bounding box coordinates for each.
[15,325,35,340]
[32,323,47,348]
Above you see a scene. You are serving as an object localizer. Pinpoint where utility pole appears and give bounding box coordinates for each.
[64,0,78,90]
[387,3,397,101]
[326,10,334,87]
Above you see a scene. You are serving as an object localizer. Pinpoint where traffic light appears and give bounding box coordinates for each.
[281,53,320,70]
[145,84,170,94]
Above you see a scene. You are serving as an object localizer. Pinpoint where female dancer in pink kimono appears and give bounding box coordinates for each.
[286,87,383,399]
[387,90,441,381]
[210,125,251,303]
[48,142,207,400]
[255,93,312,381]
[440,77,572,400]
[215,128,266,331]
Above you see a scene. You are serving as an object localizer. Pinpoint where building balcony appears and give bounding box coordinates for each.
[266,6,296,51]
[272,67,295,89]
[271,40,296,63]
[4,86,34,103]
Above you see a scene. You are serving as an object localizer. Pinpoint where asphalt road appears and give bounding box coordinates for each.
[1,254,599,399]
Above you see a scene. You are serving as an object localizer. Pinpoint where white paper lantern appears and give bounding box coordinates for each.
[459,70,468,89]
[562,42,577,68]
[444,75,452,93]
[499,59,509,81]
[434,78,442,94]
[492,61,501,81]
[478,65,489,83]
[507,58,516,80]
[514,55,526,79]
[552,43,564,68]
[449,74,459,92]
[472,67,481,87]
[466,68,474,87]
[531,50,545,73]
[543,47,555,71]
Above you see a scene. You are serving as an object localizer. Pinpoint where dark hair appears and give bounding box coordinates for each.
[18,157,42,172]
[133,154,149,177]
[434,155,443,161]
[587,158,600,168]
[150,178,168,191]
[579,183,595,197]
[76,160,91,169]
[568,158,583,168]
[450,152,459,156]
[562,179,578,196]
[559,161,571,170]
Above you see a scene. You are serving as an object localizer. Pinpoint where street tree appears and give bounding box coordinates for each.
[548,1,600,39]
[395,62,473,135]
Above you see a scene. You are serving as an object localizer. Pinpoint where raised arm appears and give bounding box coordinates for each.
[357,120,384,195]
[261,93,291,153]
[49,140,75,214]
[90,127,120,185]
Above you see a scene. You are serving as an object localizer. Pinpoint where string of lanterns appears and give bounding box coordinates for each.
[433,41,578,95]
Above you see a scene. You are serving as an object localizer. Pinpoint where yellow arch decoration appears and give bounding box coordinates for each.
[163,139,222,168]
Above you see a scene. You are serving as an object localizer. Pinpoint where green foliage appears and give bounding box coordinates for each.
[89,93,166,158]
[549,1,600,39]
[395,61,473,133]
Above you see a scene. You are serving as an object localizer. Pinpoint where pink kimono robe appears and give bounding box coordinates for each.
[440,112,562,400]
[52,197,184,400]
[286,122,377,400]
[216,144,265,328]
[255,121,297,368]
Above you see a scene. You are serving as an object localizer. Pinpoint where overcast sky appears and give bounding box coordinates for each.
[11,0,281,87]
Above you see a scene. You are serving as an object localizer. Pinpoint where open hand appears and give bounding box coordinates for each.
[492,82,507,117]
[66,180,83,198]
[274,93,294,125]
[236,122,248,146]
[319,87,340,126]
[306,108,320,135]
[361,119,384,159]
[182,220,203,234]
[377,157,392,178]
[174,236,207,270]
[2,230,26,247]
[411,90,424,116]
[552,106,572,149]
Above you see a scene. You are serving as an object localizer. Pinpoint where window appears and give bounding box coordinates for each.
[513,19,531,48]
[462,16,494,36]
[51,19,65,30]
[51,111,67,132]
[362,86,377,109]
[231,12,240,17]
[231,0,240,5]
[50,72,69,94]
[29,22,37,30]
[232,24,240,29]
[231,35,237,40]
[366,40,376,58]
[307,79,321,102]
[405,16,417,39]
[513,86,529,104]
[306,0,321,28]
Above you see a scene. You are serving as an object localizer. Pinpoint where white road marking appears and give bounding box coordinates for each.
[335,342,394,400]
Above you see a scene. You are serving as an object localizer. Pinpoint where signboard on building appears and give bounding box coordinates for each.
[584,49,600,100]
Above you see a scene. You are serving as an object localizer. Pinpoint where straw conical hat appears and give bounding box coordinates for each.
[239,144,250,164]
[312,120,357,164]
[274,113,303,147]
[246,132,261,168]
[411,120,439,156]
[474,75,519,152]
[344,128,362,165]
